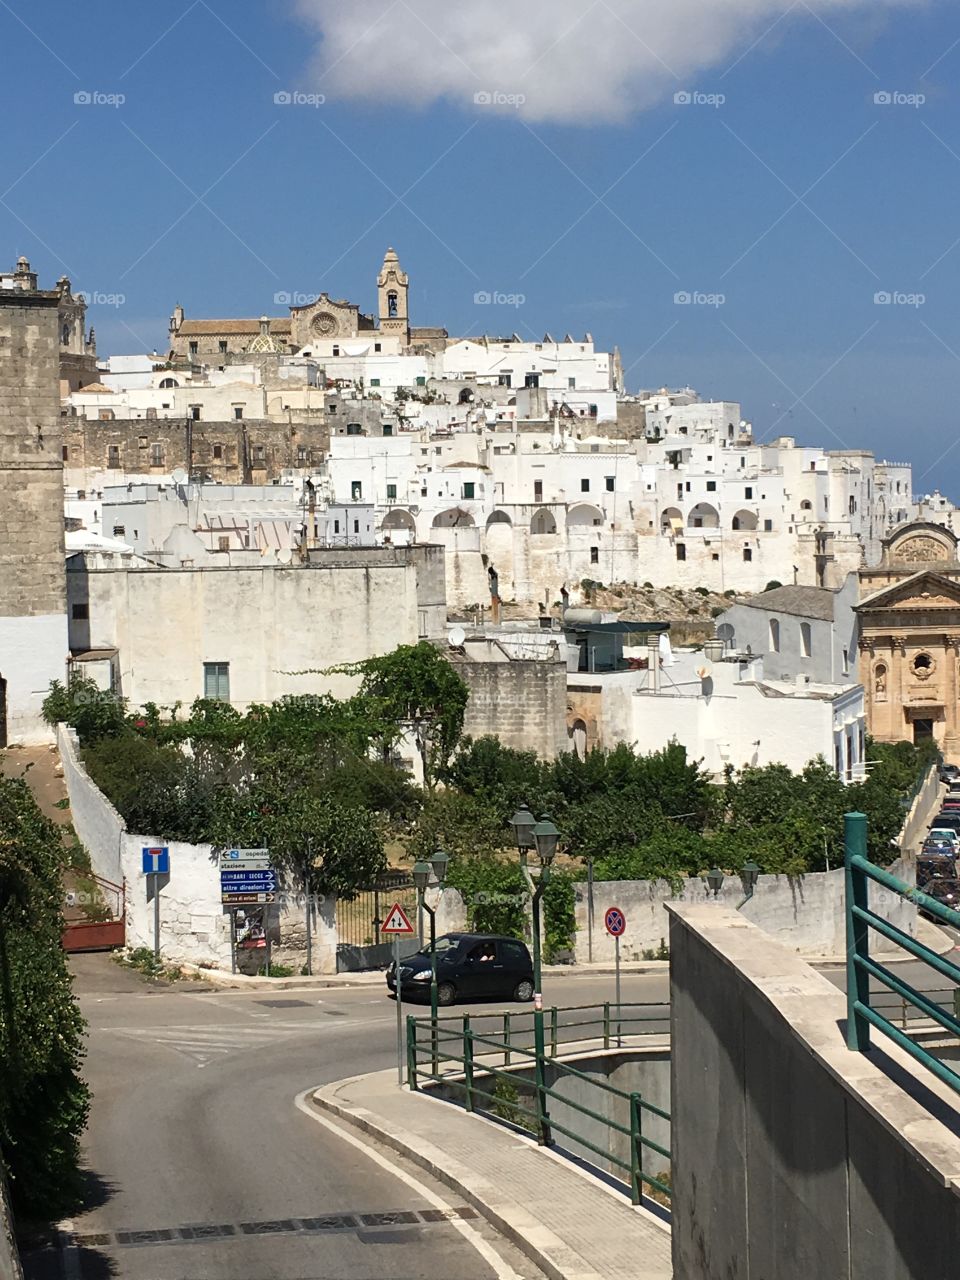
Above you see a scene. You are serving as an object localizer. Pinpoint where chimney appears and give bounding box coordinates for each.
[647,633,660,693]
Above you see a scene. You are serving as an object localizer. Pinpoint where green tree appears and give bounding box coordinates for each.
[0,776,89,1218]
[42,674,128,743]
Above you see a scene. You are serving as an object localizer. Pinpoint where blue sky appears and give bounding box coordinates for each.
[3,1,959,494]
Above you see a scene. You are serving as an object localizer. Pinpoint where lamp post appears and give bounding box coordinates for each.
[738,859,760,910]
[706,866,724,897]
[510,805,558,1144]
[413,847,449,1075]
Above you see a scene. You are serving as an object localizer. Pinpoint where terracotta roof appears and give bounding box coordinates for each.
[177,318,293,335]
[75,382,114,394]
[737,585,837,621]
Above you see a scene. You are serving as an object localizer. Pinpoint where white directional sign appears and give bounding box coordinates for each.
[381,902,415,935]
[219,848,271,870]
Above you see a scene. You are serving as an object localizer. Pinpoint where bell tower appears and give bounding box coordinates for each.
[377,247,409,345]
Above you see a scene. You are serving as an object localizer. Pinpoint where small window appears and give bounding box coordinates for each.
[252,444,265,462]
[219,340,228,354]
[71,602,89,620]
[62,445,69,461]
[138,435,148,447]
[370,378,381,387]
[203,662,230,702]
[416,376,426,387]
[332,345,339,356]
[218,536,230,552]
[462,482,475,500]
[534,480,543,500]
[743,547,753,562]
[706,480,716,492]
[605,476,615,492]
[190,405,201,421]
[108,445,120,467]
[499,374,512,388]
[233,406,243,420]
[842,647,850,675]
[524,373,540,388]
[297,446,307,462]
[353,520,360,533]
[188,341,198,356]
[676,543,686,561]
[382,424,393,437]
[581,478,590,492]
[213,444,223,460]
[77,489,85,501]
[375,343,382,352]
[745,486,753,499]
[769,619,780,652]
[334,519,340,534]
[763,518,773,532]
[386,483,397,500]
[568,377,576,389]
[590,546,599,564]
[800,622,812,657]
[150,443,163,466]
[112,525,125,538]
[351,481,362,501]
[346,423,362,436]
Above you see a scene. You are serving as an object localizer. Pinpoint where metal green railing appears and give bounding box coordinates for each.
[406,1004,671,1205]
[845,810,960,1095]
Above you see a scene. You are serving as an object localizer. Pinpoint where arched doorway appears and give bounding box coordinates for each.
[571,719,587,761]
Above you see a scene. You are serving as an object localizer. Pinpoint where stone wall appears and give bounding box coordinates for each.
[62,416,329,484]
[667,903,960,1280]
[451,641,571,759]
[576,860,917,963]
[58,723,124,884]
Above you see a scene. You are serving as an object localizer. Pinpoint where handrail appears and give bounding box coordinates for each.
[844,810,960,1098]
[406,1007,672,1204]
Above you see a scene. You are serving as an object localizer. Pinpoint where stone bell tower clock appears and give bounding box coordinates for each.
[377,247,409,345]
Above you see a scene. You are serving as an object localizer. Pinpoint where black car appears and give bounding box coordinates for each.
[940,765,960,782]
[919,877,960,919]
[386,932,535,1006]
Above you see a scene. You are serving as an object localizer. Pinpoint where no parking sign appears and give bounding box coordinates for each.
[604,905,626,937]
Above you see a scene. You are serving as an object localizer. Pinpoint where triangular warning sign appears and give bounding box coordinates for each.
[381,901,415,934]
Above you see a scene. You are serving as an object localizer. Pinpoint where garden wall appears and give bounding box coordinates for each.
[575,859,917,963]
[56,722,337,972]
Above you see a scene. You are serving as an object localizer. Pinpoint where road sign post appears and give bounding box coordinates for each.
[381,902,415,1085]
[604,906,627,1048]
[142,847,170,962]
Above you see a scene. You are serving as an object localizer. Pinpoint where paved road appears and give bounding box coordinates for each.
[25,959,673,1280]
[23,947,958,1280]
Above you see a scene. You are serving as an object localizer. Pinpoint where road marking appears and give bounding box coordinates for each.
[105,1020,365,1067]
[294,1090,522,1280]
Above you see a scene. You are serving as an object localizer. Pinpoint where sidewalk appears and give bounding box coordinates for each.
[311,1068,672,1280]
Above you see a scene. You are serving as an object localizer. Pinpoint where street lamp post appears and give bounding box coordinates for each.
[510,805,559,1145]
[413,847,449,1076]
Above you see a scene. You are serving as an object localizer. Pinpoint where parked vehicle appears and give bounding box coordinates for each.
[386,932,534,1006]
[919,877,960,919]
[941,764,960,782]
[918,853,958,888]
[929,828,960,848]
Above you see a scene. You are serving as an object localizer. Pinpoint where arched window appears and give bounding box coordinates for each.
[800,499,812,511]
[769,619,780,653]
[800,622,812,658]
[387,291,398,318]
[874,663,887,698]
[61,323,70,346]
[159,377,178,389]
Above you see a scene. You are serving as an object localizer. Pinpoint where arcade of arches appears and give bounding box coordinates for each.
[857,521,960,761]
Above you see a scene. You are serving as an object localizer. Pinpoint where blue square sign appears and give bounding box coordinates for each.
[142,846,170,875]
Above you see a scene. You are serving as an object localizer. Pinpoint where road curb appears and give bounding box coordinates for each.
[310,1078,608,1280]
[177,964,385,990]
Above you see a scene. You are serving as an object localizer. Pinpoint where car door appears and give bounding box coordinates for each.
[459,940,498,999]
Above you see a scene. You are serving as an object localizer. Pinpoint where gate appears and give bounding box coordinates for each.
[62,874,126,952]
[336,871,419,972]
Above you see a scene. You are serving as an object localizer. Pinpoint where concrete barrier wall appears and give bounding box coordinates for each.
[57,722,123,884]
[576,859,917,963]
[898,762,942,853]
[667,903,960,1280]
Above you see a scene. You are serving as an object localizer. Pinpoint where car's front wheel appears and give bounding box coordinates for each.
[437,982,457,1007]
[513,979,534,1002]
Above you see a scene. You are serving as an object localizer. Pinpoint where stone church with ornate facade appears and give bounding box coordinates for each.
[167,247,448,361]
[857,521,960,759]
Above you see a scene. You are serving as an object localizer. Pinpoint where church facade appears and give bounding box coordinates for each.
[168,247,447,362]
[857,521,960,760]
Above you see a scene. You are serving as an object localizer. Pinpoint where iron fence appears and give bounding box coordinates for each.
[336,872,417,950]
[406,1003,671,1205]
[845,810,960,1095]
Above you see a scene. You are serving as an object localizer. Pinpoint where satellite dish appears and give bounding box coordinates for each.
[449,626,466,648]
[696,664,712,680]
[172,467,188,484]
[277,548,293,565]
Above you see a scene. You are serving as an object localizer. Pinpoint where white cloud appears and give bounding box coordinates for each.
[292,0,921,124]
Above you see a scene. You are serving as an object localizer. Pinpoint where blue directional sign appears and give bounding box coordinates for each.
[142,846,169,875]
[220,870,276,887]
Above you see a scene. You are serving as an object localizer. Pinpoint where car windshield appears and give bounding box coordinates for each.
[419,935,461,957]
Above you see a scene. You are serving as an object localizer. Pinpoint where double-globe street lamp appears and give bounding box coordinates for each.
[509,803,559,1144]
[412,846,450,1070]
